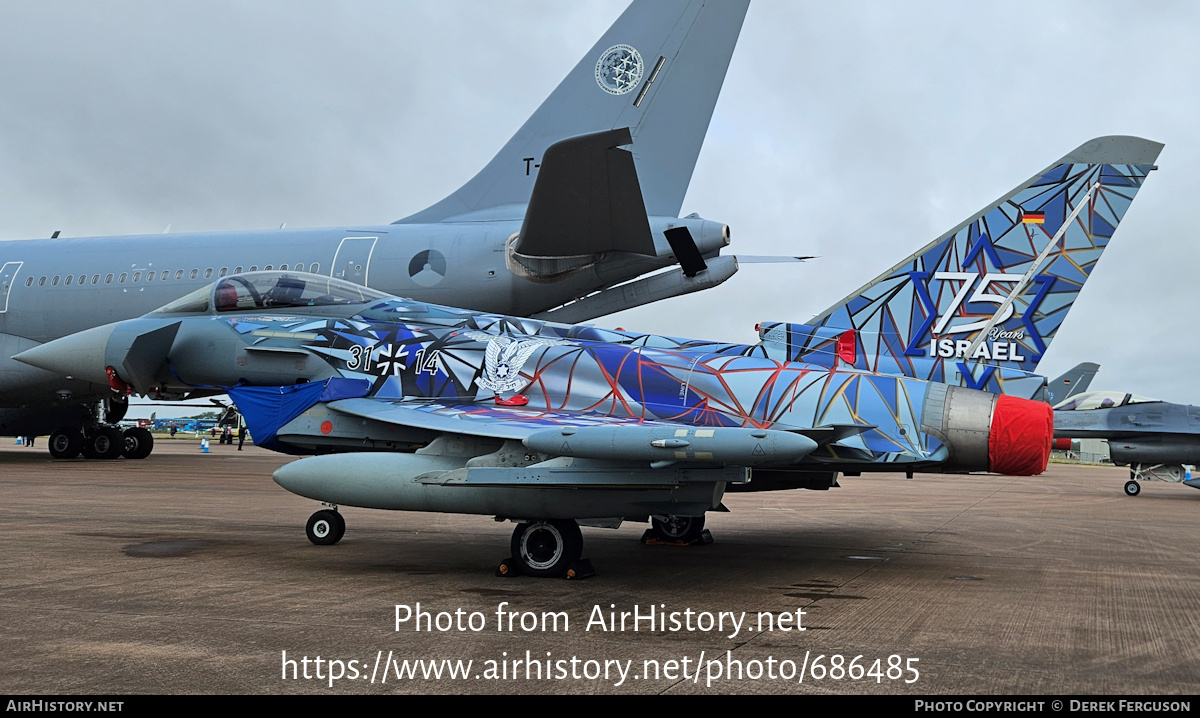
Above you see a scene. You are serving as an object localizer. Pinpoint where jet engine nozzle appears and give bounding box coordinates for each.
[921,384,1052,476]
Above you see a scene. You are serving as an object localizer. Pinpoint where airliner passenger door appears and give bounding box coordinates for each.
[331,237,378,286]
[0,261,23,313]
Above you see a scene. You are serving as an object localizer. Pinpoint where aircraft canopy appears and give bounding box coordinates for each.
[151,272,392,315]
[1054,391,1161,411]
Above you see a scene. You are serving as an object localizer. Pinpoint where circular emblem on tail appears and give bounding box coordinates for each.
[595,44,643,95]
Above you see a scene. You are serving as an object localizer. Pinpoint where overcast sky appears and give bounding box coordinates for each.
[2,1,1199,402]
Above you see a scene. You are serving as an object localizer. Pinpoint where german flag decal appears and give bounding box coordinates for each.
[1022,210,1046,224]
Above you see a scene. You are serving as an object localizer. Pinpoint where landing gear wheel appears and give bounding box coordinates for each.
[103,396,129,424]
[510,520,583,578]
[81,427,124,460]
[651,515,706,543]
[1124,480,1141,496]
[122,427,154,459]
[48,428,83,459]
[306,509,345,545]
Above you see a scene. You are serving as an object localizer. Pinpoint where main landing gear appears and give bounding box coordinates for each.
[645,515,709,544]
[46,397,154,461]
[1124,479,1141,496]
[47,425,154,460]
[505,520,585,578]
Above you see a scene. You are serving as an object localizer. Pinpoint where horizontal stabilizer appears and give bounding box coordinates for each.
[513,128,654,260]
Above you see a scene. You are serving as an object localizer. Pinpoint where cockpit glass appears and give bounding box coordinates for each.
[1125,394,1161,405]
[1054,391,1162,411]
[154,285,211,314]
[152,271,392,315]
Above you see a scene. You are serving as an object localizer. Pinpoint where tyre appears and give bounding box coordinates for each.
[82,427,124,460]
[1124,480,1141,496]
[510,520,583,578]
[306,510,345,545]
[103,396,129,424]
[48,428,83,460]
[122,427,155,460]
[651,515,706,543]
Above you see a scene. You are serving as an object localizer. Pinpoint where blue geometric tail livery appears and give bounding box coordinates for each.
[757,136,1163,399]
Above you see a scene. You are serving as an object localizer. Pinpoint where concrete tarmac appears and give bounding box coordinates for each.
[1,440,1197,695]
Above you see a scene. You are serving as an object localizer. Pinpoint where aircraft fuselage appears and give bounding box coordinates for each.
[0,218,700,409]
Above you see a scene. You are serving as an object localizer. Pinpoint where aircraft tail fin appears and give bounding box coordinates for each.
[1043,362,1100,405]
[396,0,749,224]
[758,136,1163,397]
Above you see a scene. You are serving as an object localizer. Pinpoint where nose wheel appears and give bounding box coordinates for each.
[1124,480,1141,496]
[306,509,346,545]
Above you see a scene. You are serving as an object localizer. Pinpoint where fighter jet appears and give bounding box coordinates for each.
[17,270,1055,577]
[1054,390,1200,496]
[0,0,758,459]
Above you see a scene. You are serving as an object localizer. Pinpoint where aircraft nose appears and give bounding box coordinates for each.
[12,323,117,386]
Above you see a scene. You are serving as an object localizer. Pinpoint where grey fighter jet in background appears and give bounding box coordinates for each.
[1043,363,1100,406]
[1054,389,1200,496]
[0,0,767,458]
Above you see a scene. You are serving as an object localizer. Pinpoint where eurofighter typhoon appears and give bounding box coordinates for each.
[18,132,1166,575]
[18,269,1056,577]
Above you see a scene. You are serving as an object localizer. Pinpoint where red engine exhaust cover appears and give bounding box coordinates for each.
[988,395,1054,476]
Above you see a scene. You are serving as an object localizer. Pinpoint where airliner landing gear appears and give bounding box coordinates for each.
[306,509,346,545]
[46,396,155,461]
[48,428,84,459]
[507,520,584,578]
[1124,479,1141,496]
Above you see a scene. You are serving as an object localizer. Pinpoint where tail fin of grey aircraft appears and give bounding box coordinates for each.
[396,0,749,224]
[755,136,1163,399]
[1043,362,1100,406]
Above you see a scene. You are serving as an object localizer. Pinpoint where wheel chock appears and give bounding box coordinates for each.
[640,529,715,546]
[495,558,520,578]
[565,559,596,580]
